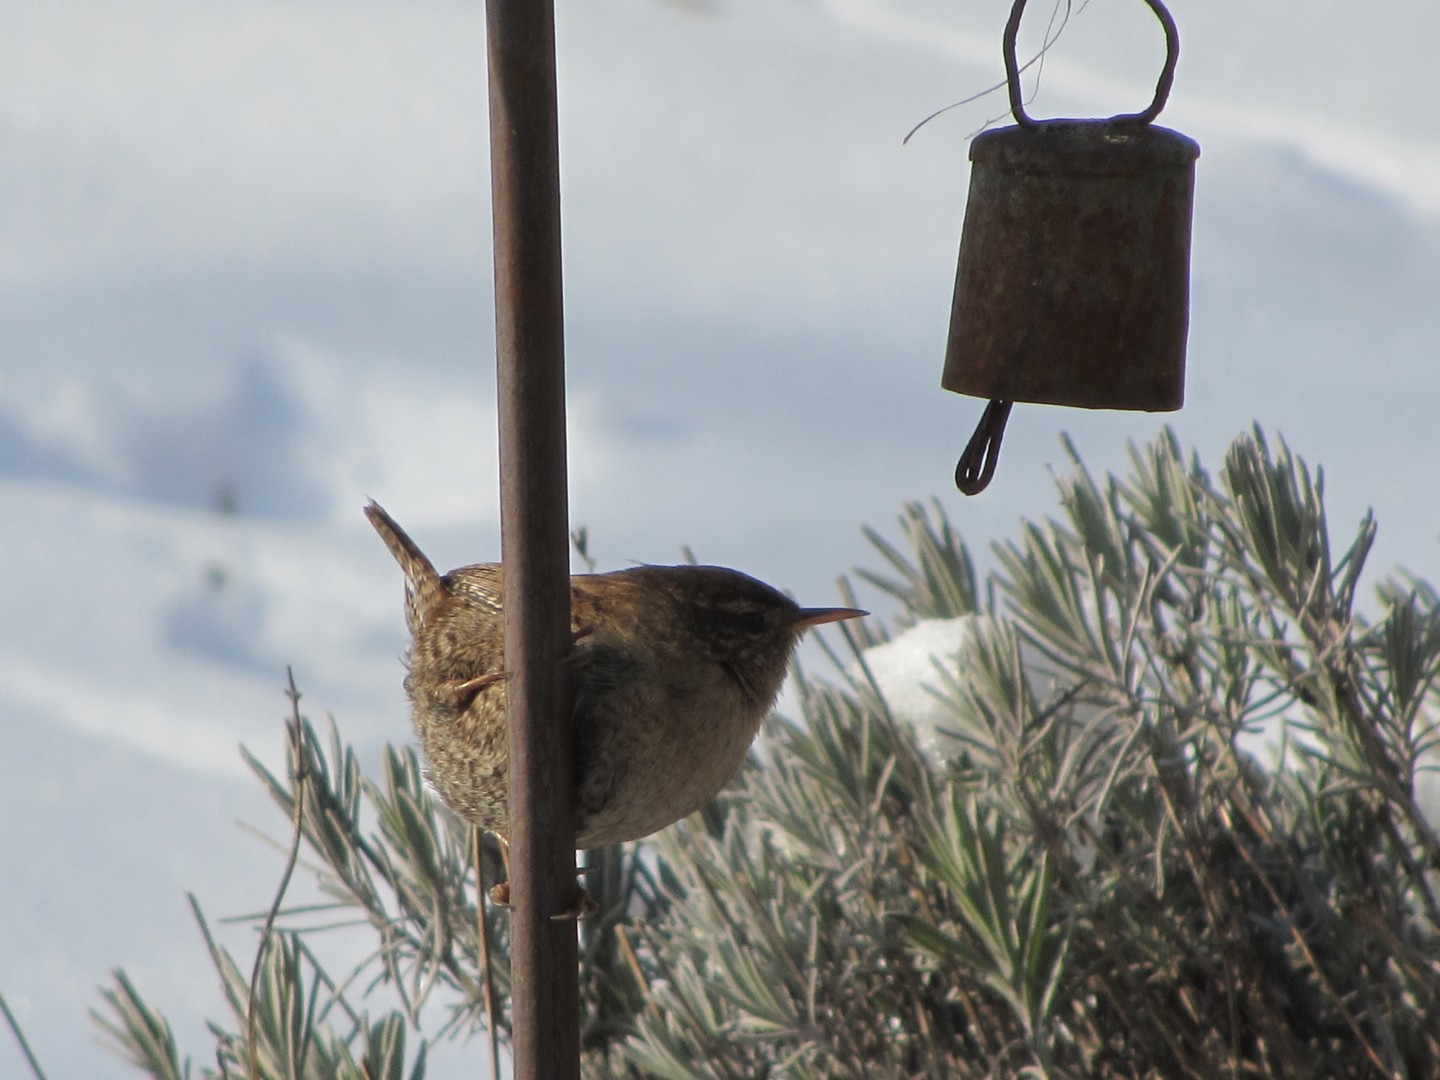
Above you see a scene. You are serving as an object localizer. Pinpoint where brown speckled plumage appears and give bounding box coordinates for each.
[364,501,864,849]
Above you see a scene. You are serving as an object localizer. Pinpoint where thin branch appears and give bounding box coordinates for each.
[0,993,51,1080]
[247,669,309,1080]
[474,826,502,1080]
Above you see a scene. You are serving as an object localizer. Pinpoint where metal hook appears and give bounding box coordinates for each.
[954,399,1012,495]
[1003,0,1179,129]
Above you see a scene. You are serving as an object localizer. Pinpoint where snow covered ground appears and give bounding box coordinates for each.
[3,0,1439,1074]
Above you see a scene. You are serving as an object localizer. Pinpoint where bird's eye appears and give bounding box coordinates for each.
[724,609,768,636]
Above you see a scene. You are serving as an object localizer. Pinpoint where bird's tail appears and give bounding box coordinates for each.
[364,500,443,637]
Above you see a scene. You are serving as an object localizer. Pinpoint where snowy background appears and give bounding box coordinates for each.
[3,0,1439,1074]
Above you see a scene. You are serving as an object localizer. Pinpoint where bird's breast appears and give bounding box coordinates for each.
[572,645,764,848]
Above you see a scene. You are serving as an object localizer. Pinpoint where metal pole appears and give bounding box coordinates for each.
[485,0,580,1070]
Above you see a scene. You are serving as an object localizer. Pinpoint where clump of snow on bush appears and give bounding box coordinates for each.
[855,616,979,755]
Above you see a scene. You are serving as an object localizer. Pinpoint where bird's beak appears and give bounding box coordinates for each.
[791,606,868,631]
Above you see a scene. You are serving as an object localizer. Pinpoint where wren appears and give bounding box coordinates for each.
[365,501,865,849]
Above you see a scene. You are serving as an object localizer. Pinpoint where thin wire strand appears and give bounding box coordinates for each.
[904,0,1083,144]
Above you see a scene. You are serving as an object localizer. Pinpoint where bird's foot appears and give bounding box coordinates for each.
[485,881,598,920]
[563,623,596,662]
[551,887,600,921]
[442,671,509,711]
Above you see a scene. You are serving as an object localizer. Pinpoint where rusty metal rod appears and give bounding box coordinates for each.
[485,0,580,1069]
